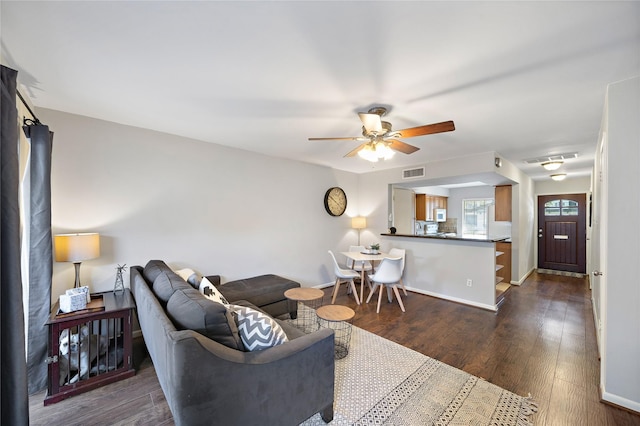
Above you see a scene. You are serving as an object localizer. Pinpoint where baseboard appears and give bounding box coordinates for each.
[512,267,535,285]
[591,297,602,359]
[406,287,497,312]
[313,282,334,290]
[601,388,640,415]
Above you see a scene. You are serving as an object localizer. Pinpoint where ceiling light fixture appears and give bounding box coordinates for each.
[550,173,567,181]
[357,141,395,162]
[542,161,563,171]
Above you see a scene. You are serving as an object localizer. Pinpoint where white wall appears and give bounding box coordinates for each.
[596,76,640,411]
[534,176,591,195]
[39,108,360,300]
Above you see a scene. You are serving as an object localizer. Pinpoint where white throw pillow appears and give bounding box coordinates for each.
[228,305,288,351]
[199,276,229,305]
[174,268,203,288]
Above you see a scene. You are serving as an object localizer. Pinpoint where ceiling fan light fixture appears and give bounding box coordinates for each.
[551,173,567,181]
[542,161,563,171]
[357,144,379,162]
[376,142,395,160]
[357,141,395,162]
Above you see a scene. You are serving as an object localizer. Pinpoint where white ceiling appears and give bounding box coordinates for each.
[2,1,639,179]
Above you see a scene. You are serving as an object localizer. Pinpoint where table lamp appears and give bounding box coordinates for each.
[351,216,367,245]
[54,233,100,288]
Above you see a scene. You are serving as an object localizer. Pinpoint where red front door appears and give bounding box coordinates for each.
[537,194,587,273]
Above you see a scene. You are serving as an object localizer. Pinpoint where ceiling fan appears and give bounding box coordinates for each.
[309,107,455,162]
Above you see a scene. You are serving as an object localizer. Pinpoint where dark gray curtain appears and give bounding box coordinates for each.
[22,124,53,394]
[1,65,29,425]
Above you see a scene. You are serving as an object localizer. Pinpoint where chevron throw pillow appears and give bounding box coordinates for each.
[230,305,288,351]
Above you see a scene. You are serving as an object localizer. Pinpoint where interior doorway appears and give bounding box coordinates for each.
[537,193,587,273]
[392,187,415,235]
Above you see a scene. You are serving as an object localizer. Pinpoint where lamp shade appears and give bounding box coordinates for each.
[54,233,100,262]
[352,216,367,229]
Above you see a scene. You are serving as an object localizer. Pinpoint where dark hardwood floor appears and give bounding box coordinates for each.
[29,271,640,425]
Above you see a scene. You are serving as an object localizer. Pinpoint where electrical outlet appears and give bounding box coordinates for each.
[466,279,473,287]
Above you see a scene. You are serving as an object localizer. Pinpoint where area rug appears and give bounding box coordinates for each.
[292,314,537,425]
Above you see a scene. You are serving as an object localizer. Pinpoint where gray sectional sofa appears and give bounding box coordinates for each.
[130,260,335,426]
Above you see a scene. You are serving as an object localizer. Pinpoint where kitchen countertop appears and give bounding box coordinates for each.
[381,233,511,243]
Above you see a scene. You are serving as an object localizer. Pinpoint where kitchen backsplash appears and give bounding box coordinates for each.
[438,218,457,233]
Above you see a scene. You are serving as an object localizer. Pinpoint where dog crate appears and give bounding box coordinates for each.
[45,290,136,405]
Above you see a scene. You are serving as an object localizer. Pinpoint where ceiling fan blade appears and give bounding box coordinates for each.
[358,113,383,133]
[396,120,455,138]
[308,136,363,141]
[387,139,420,155]
[344,143,368,157]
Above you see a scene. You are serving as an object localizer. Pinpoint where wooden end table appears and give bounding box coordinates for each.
[44,290,136,405]
[316,305,355,359]
[284,287,324,333]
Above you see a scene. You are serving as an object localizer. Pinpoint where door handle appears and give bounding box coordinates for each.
[593,271,603,276]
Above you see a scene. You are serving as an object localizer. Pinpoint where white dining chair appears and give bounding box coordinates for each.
[347,245,373,299]
[366,257,405,313]
[388,248,407,296]
[328,250,361,305]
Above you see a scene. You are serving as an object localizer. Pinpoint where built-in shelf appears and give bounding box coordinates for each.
[496,251,504,257]
[496,264,504,271]
[496,276,504,285]
[496,282,511,301]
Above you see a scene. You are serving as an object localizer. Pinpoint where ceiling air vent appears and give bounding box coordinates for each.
[402,167,425,179]
[523,152,579,165]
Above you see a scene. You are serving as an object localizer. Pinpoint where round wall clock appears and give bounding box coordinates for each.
[324,187,347,216]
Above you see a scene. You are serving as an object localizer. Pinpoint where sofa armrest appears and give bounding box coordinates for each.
[167,327,334,425]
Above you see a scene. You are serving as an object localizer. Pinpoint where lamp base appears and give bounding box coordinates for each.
[73,262,82,288]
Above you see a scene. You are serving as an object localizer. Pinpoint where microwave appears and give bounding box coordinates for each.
[435,209,447,222]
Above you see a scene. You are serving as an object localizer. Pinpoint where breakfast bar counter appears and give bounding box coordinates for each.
[380,233,510,243]
[380,233,509,311]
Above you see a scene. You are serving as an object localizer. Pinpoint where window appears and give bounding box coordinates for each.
[462,199,493,236]
[544,199,578,216]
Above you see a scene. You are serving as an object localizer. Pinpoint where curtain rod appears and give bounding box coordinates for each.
[16,90,40,124]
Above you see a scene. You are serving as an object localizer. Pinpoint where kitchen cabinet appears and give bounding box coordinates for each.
[495,185,512,221]
[415,194,447,221]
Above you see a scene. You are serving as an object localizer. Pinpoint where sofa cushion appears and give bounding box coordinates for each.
[153,271,192,304]
[167,288,244,350]
[218,274,300,307]
[229,304,288,351]
[143,259,171,283]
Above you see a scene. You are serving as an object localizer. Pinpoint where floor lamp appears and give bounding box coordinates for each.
[352,216,367,246]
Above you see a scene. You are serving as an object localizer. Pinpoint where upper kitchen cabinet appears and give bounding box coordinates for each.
[495,185,512,222]
[416,194,447,221]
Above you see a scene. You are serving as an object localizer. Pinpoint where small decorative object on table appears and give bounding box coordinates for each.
[369,243,380,254]
[114,264,127,294]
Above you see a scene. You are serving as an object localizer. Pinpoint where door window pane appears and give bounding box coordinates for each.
[544,200,560,216]
[544,199,579,216]
[561,200,579,216]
